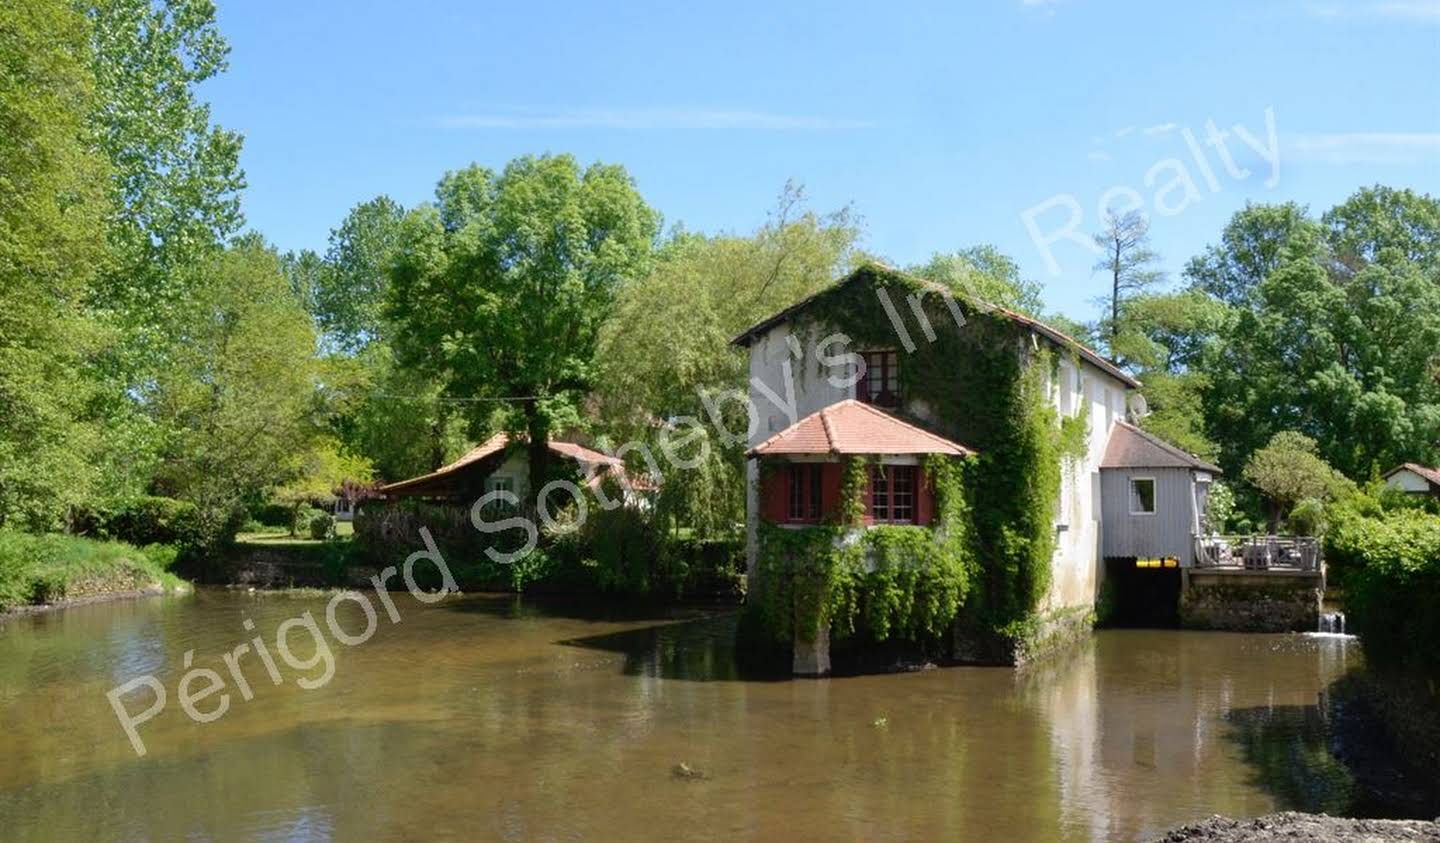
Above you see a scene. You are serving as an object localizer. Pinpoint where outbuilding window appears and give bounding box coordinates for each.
[1130,477,1157,515]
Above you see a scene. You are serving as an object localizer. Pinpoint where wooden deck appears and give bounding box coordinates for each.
[1192,535,1321,572]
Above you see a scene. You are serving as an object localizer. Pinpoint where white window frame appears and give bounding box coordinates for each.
[486,475,515,495]
[1129,476,1157,515]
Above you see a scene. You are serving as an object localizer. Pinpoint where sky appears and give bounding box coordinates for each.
[206,0,1440,322]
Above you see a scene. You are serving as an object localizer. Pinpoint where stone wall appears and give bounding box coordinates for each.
[953,606,1096,666]
[1179,570,1322,632]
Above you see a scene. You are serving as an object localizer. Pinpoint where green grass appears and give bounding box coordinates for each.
[0,530,188,612]
[235,519,352,547]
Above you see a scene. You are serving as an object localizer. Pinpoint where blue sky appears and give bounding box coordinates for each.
[207,0,1440,321]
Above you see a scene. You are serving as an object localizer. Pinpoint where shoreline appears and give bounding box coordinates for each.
[1150,812,1440,842]
[0,583,188,622]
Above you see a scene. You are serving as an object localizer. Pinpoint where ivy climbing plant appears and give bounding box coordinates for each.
[753,263,1094,644]
[752,453,977,645]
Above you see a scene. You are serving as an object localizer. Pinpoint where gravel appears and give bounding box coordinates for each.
[1150,812,1440,842]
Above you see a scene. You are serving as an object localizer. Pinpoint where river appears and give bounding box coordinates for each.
[0,589,1365,841]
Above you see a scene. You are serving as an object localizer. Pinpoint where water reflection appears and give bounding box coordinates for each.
[0,592,1383,842]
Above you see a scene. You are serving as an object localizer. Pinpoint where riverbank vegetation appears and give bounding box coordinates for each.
[1328,500,1440,677]
[4,1,1440,625]
[0,531,186,613]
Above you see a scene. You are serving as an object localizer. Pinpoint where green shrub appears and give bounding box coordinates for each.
[291,506,325,537]
[580,504,658,593]
[104,496,203,552]
[308,511,335,540]
[1326,509,1440,675]
[251,502,294,528]
[0,531,187,612]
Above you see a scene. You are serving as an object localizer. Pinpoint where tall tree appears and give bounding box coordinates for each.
[910,244,1045,316]
[1184,202,1320,310]
[313,195,406,353]
[594,186,859,536]
[152,238,319,545]
[1197,192,1440,478]
[1117,290,1232,461]
[86,0,244,290]
[388,154,660,495]
[70,0,247,512]
[1093,209,1164,364]
[0,0,111,528]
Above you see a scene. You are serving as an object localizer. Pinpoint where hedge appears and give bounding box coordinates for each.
[1326,509,1440,676]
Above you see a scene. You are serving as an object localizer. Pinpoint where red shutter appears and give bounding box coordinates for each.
[762,463,789,522]
[820,462,843,522]
[917,467,936,525]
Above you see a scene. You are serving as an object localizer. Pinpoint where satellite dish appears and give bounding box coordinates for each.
[1127,392,1150,421]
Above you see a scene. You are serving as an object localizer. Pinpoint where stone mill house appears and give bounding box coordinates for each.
[732,265,1233,674]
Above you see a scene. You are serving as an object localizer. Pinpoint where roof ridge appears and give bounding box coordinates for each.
[819,403,839,453]
[728,264,1140,389]
[1396,462,1440,485]
[1106,421,1221,473]
[748,399,975,458]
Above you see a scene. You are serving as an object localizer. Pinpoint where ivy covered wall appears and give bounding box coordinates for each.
[752,454,975,644]
[750,264,1090,646]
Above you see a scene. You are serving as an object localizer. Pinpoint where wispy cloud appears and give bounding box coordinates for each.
[1143,122,1178,136]
[1303,0,1440,21]
[437,107,873,131]
[1288,132,1440,164]
[1087,150,1112,162]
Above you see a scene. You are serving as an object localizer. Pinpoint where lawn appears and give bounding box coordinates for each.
[235,520,353,547]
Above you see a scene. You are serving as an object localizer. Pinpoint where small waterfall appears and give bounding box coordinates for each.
[1318,611,1346,635]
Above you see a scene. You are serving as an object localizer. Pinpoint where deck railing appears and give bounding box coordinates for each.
[1192,534,1321,572]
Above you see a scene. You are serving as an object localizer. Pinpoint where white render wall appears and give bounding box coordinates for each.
[1045,356,1129,612]
[742,321,1132,616]
[1386,468,1434,494]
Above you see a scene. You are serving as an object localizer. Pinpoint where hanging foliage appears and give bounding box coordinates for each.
[752,454,977,644]
[752,264,1090,641]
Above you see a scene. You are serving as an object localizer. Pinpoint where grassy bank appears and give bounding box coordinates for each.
[0,531,188,613]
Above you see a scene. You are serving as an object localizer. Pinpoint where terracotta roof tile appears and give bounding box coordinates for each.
[1385,463,1440,488]
[748,400,975,458]
[381,435,640,495]
[1100,421,1222,474]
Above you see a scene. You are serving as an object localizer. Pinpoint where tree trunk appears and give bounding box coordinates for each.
[526,410,550,512]
[1110,242,1121,363]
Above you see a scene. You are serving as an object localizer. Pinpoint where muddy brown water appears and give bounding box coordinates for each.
[0,589,1366,841]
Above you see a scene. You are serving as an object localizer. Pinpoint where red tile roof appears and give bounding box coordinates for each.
[380,434,634,496]
[1384,463,1440,489]
[730,263,1141,389]
[1100,421,1222,474]
[747,400,975,458]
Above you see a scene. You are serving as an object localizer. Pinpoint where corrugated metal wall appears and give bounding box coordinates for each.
[1099,467,1197,565]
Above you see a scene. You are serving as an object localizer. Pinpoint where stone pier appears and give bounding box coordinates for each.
[792,625,831,676]
[1179,568,1323,632]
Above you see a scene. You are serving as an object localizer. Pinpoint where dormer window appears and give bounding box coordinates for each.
[858,350,901,408]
